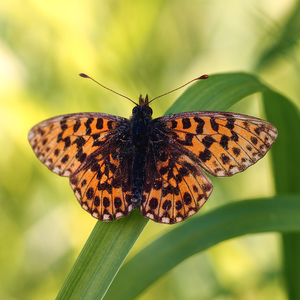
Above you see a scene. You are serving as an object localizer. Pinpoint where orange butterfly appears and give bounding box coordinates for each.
[28,74,277,224]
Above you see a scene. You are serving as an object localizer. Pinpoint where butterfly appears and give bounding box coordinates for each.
[28,74,278,224]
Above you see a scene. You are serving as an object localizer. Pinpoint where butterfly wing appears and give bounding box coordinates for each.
[28,113,134,221]
[155,111,278,177]
[141,141,213,224]
[68,133,134,221]
[140,111,277,224]
[28,112,126,176]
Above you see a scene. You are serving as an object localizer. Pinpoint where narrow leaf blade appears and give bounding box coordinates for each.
[56,210,148,300]
[263,90,300,300]
[105,196,300,300]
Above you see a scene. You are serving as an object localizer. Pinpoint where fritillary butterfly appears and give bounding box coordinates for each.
[28,75,278,224]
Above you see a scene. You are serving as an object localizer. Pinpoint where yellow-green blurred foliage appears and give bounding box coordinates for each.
[1,0,299,299]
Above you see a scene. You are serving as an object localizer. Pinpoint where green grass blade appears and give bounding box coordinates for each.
[56,210,148,300]
[263,91,300,300]
[104,195,300,300]
[281,234,300,300]
[262,90,300,194]
[256,1,300,70]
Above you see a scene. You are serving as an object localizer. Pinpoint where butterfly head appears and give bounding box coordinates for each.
[132,94,153,118]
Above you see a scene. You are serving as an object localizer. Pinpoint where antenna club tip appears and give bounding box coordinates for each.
[79,73,89,78]
[198,74,209,80]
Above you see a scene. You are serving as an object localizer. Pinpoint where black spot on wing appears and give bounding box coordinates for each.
[194,117,205,134]
[225,118,235,130]
[96,118,103,129]
[73,120,81,133]
[202,136,216,148]
[84,118,94,135]
[182,118,191,129]
[220,135,230,150]
[199,149,212,162]
[210,118,219,132]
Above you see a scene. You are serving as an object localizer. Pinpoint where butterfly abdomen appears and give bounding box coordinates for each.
[130,105,152,208]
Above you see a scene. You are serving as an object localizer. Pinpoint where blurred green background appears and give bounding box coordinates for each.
[1,0,300,299]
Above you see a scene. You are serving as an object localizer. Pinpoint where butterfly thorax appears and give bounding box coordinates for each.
[130,104,152,146]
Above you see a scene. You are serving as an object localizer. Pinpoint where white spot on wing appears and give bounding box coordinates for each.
[188,210,195,217]
[103,214,111,221]
[45,160,51,167]
[92,212,99,218]
[215,169,226,177]
[75,191,81,200]
[115,212,124,219]
[53,166,60,174]
[198,199,206,207]
[64,170,71,176]
[146,213,154,220]
[162,217,170,224]
[243,160,251,167]
[28,131,34,140]
[229,166,239,175]
[176,216,183,223]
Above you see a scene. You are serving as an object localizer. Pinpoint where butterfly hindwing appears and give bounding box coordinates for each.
[69,137,134,221]
[157,111,278,177]
[141,135,213,224]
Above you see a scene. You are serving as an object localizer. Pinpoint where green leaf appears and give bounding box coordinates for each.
[262,91,300,300]
[262,90,300,194]
[104,195,300,300]
[56,210,148,300]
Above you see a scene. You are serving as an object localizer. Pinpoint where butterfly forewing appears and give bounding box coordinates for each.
[158,111,278,178]
[28,113,126,177]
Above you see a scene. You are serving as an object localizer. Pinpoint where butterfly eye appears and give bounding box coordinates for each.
[132,106,139,114]
[145,106,153,116]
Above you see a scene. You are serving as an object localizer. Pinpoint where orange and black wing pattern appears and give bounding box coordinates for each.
[28,113,134,221]
[157,111,278,177]
[141,141,213,224]
[28,107,278,224]
[139,111,277,224]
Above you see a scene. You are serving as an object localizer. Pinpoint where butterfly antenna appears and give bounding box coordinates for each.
[148,74,209,104]
[79,73,138,105]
